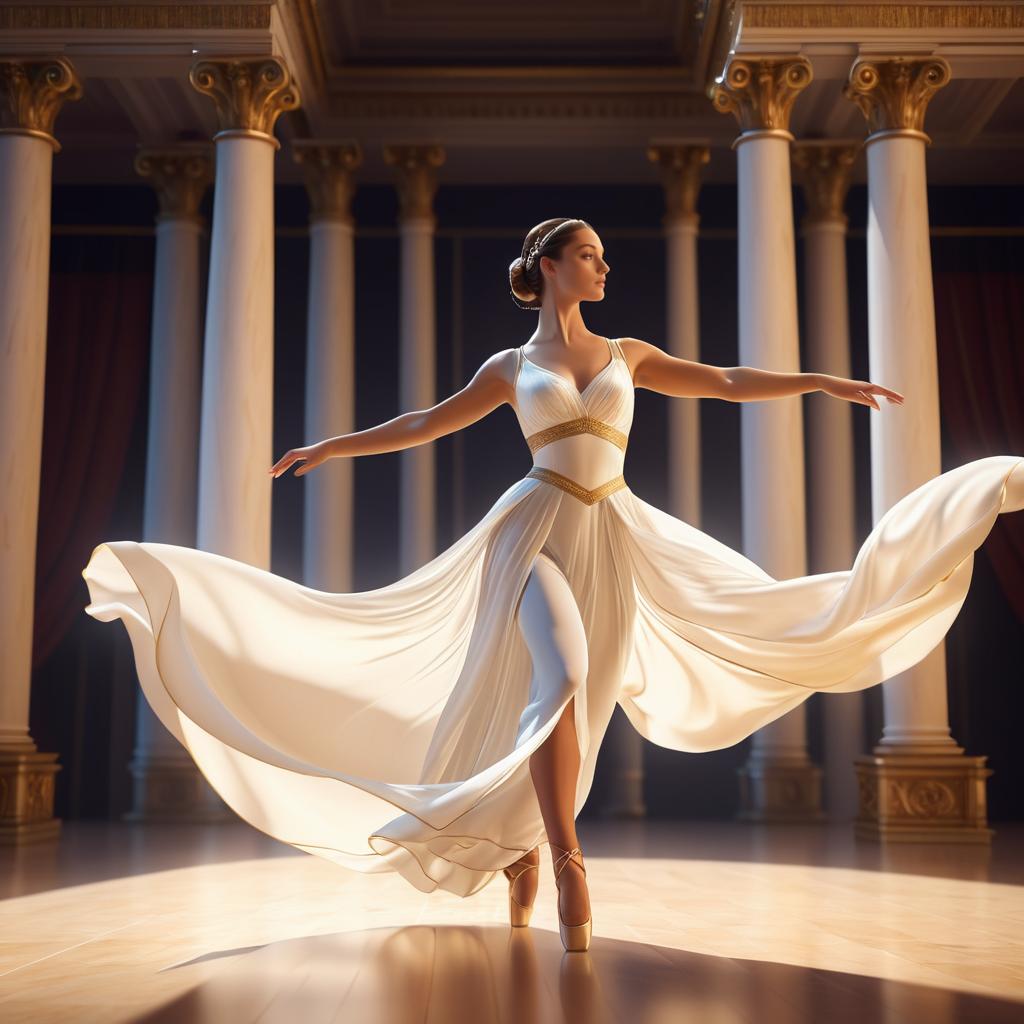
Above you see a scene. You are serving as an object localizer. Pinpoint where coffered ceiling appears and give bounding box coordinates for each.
[2,1,1023,188]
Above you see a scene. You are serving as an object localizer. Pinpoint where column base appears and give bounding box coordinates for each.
[854,750,994,843]
[122,757,237,823]
[0,748,62,846]
[736,758,825,822]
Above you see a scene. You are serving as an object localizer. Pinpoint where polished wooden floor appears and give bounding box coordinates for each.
[2,818,1023,1022]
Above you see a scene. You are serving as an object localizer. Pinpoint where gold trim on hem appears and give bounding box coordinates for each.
[526,466,627,505]
[525,415,628,454]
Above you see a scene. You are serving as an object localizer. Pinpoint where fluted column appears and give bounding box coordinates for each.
[713,55,823,822]
[189,57,300,565]
[293,140,363,591]
[0,57,82,844]
[646,142,709,528]
[383,144,445,574]
[844,57,990,842]
[124,144,230,822]
[792,140,862,821]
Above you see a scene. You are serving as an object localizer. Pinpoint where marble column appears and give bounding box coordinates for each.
[188,57,300,566]
[713,55,823,822]
[383,144,446,575]
[646,142,710,528]
[792,140,863,821]
[124,144,231,822]
[292,140,363,592]
[0,57,82,844]
[844,57,990,842]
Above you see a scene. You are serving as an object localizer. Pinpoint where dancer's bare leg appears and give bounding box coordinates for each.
[517,554,591,927]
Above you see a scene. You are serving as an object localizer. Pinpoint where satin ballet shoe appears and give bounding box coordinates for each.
[550,842,592,952]
[503,850,540,927]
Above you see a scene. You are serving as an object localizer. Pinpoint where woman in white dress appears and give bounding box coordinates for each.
[83,217,1024,954]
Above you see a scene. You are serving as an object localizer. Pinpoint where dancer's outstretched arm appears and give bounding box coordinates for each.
[269,348,519,478]
[620,337,904,410]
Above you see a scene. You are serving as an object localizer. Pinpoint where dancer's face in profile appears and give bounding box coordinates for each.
[542,227,609,304]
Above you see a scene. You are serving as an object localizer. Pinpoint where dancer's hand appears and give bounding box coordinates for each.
[268,441,331,478]
[819,375,904,411]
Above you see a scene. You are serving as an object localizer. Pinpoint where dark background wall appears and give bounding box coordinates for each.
[33,179,1024,823]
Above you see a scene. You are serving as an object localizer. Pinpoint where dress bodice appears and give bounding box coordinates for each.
[513,337,634,502]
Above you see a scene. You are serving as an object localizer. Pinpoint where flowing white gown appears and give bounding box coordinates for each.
[82,336,1024,897]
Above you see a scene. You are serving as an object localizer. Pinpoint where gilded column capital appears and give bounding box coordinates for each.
[292,140,363,224]
[844,57,951,141]
[0,57,82,152]
[134,144,214,221]
[711,55,812,136]
[791,141,860,227]
[645,143,709,224]
[188,56,301,150]
[383,144,446,222]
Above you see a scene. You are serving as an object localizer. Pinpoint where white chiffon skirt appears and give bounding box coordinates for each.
[82,454,1024,896]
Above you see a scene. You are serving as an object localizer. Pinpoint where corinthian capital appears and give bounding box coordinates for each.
[134,144,214,220]
[383,144,446,221]
[0,58,82,150]
[189,56,301,146]
[646,143,709,222]
[791,141,860,226]
[292,141,363,223]
[844,57,951,137]
[711,55,812,134]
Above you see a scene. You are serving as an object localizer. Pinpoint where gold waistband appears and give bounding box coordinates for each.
[525,415,628,455]
[526,466,627,505]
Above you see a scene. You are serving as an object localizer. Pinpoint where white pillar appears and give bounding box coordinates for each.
[844,57,990,843]
[293,141,363,592]
[189,57,300,566]
[0,57,81,844]
[384,144,446,575]
[125,144,229,821]
[713,55,823,821]
[793,140,863,821]
[647,141,709,528]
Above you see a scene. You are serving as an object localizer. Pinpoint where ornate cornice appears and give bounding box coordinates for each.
[844,57,952,137]
[292,140,362,223]
[383,144,446,221]
[0,5,273,30]
[133,144,213,220]
[0,58,82,151]
[791,141,859,225]
[742,3,1024,31]
[711,55,812,133]
[189,56,301,147]
[646,143,710,222]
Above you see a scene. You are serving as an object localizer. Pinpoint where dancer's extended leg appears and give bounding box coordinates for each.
[517,553,591,928]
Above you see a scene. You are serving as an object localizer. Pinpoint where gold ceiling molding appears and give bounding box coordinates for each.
[0,4,273,31]
[331,93,714,121]
[742,3,1024,30]
[0,57,83,150]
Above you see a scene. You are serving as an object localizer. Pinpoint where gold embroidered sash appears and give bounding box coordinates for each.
[526,466,627,505]
[525,415,628,455]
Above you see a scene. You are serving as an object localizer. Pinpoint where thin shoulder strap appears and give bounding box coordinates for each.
[609,337,623,360]
[513,346,524,390]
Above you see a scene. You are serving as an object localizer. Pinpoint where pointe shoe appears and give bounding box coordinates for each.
[503,850,540,927]
[550,842,592,952]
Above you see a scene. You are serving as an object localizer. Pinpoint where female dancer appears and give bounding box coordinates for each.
[85,217,1021,954]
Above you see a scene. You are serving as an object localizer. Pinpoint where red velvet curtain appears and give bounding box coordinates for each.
[934,270,1024,624]
[32,268,151,669]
